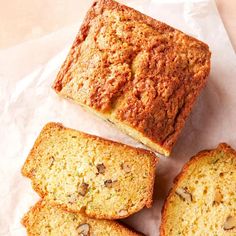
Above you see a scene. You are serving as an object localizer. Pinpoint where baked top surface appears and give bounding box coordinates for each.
[22,200,141,236]
[53,0,211,154]
[21,122,157,219]
[160,143,236,235]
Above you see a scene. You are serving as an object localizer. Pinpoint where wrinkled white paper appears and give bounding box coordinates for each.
[0,0,235,235]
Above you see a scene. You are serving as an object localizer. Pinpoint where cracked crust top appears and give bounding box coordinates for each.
[53,0,211,156]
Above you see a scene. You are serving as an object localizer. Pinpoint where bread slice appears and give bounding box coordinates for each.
[22,200,142,236]
[52,0,211,156]
[160,143,236,236]
[21,122,157,219]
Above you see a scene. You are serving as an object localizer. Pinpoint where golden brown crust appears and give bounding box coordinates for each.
[53,0,211,156]
[22,122,157,166]
[21,122,157,220]
[22,200,142,235]
[160,143,236,236]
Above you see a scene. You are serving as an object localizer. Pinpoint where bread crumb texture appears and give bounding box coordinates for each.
[53,0,211,156]
[22,200,141,236]
[21,123,157,219]
[160,143,236,236]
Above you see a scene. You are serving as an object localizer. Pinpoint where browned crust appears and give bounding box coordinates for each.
[22,122,158,171]
[52,0,211,156]
[21,200,43,228]
[21,122,158,219]
[22,200,143,236]
[159,143,236,236]
[52,0,100,92]
[53,0,210,93]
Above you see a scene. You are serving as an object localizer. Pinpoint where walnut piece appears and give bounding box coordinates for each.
[121,162,131,173]
[175,187,192,202]
[104,179,113,188]
[78,183,89,196]
[118,209,128,217]
[223,216,236,231]
[77,223,90,235]
[96,163,106,174]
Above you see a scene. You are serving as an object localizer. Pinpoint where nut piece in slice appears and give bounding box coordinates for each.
[78,183,89,196]
[21,122,157,219]
[118,209,129,217]
[104,179,113,188]
[77,223,90,235]
[175,187,192,202]
[160,143,236,236]
[21,200,142,236]
[96,163,106,174]
[223,216,236,231]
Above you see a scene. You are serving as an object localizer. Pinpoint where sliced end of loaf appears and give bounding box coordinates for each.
[160,143,236,236]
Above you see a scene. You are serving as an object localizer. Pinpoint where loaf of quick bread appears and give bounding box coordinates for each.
[160,143,236,236]
[53,0,211,156]
[21,122,157,220]
[22,200,142,236]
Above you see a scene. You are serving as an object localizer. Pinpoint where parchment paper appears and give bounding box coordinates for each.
[0,0,235,235]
